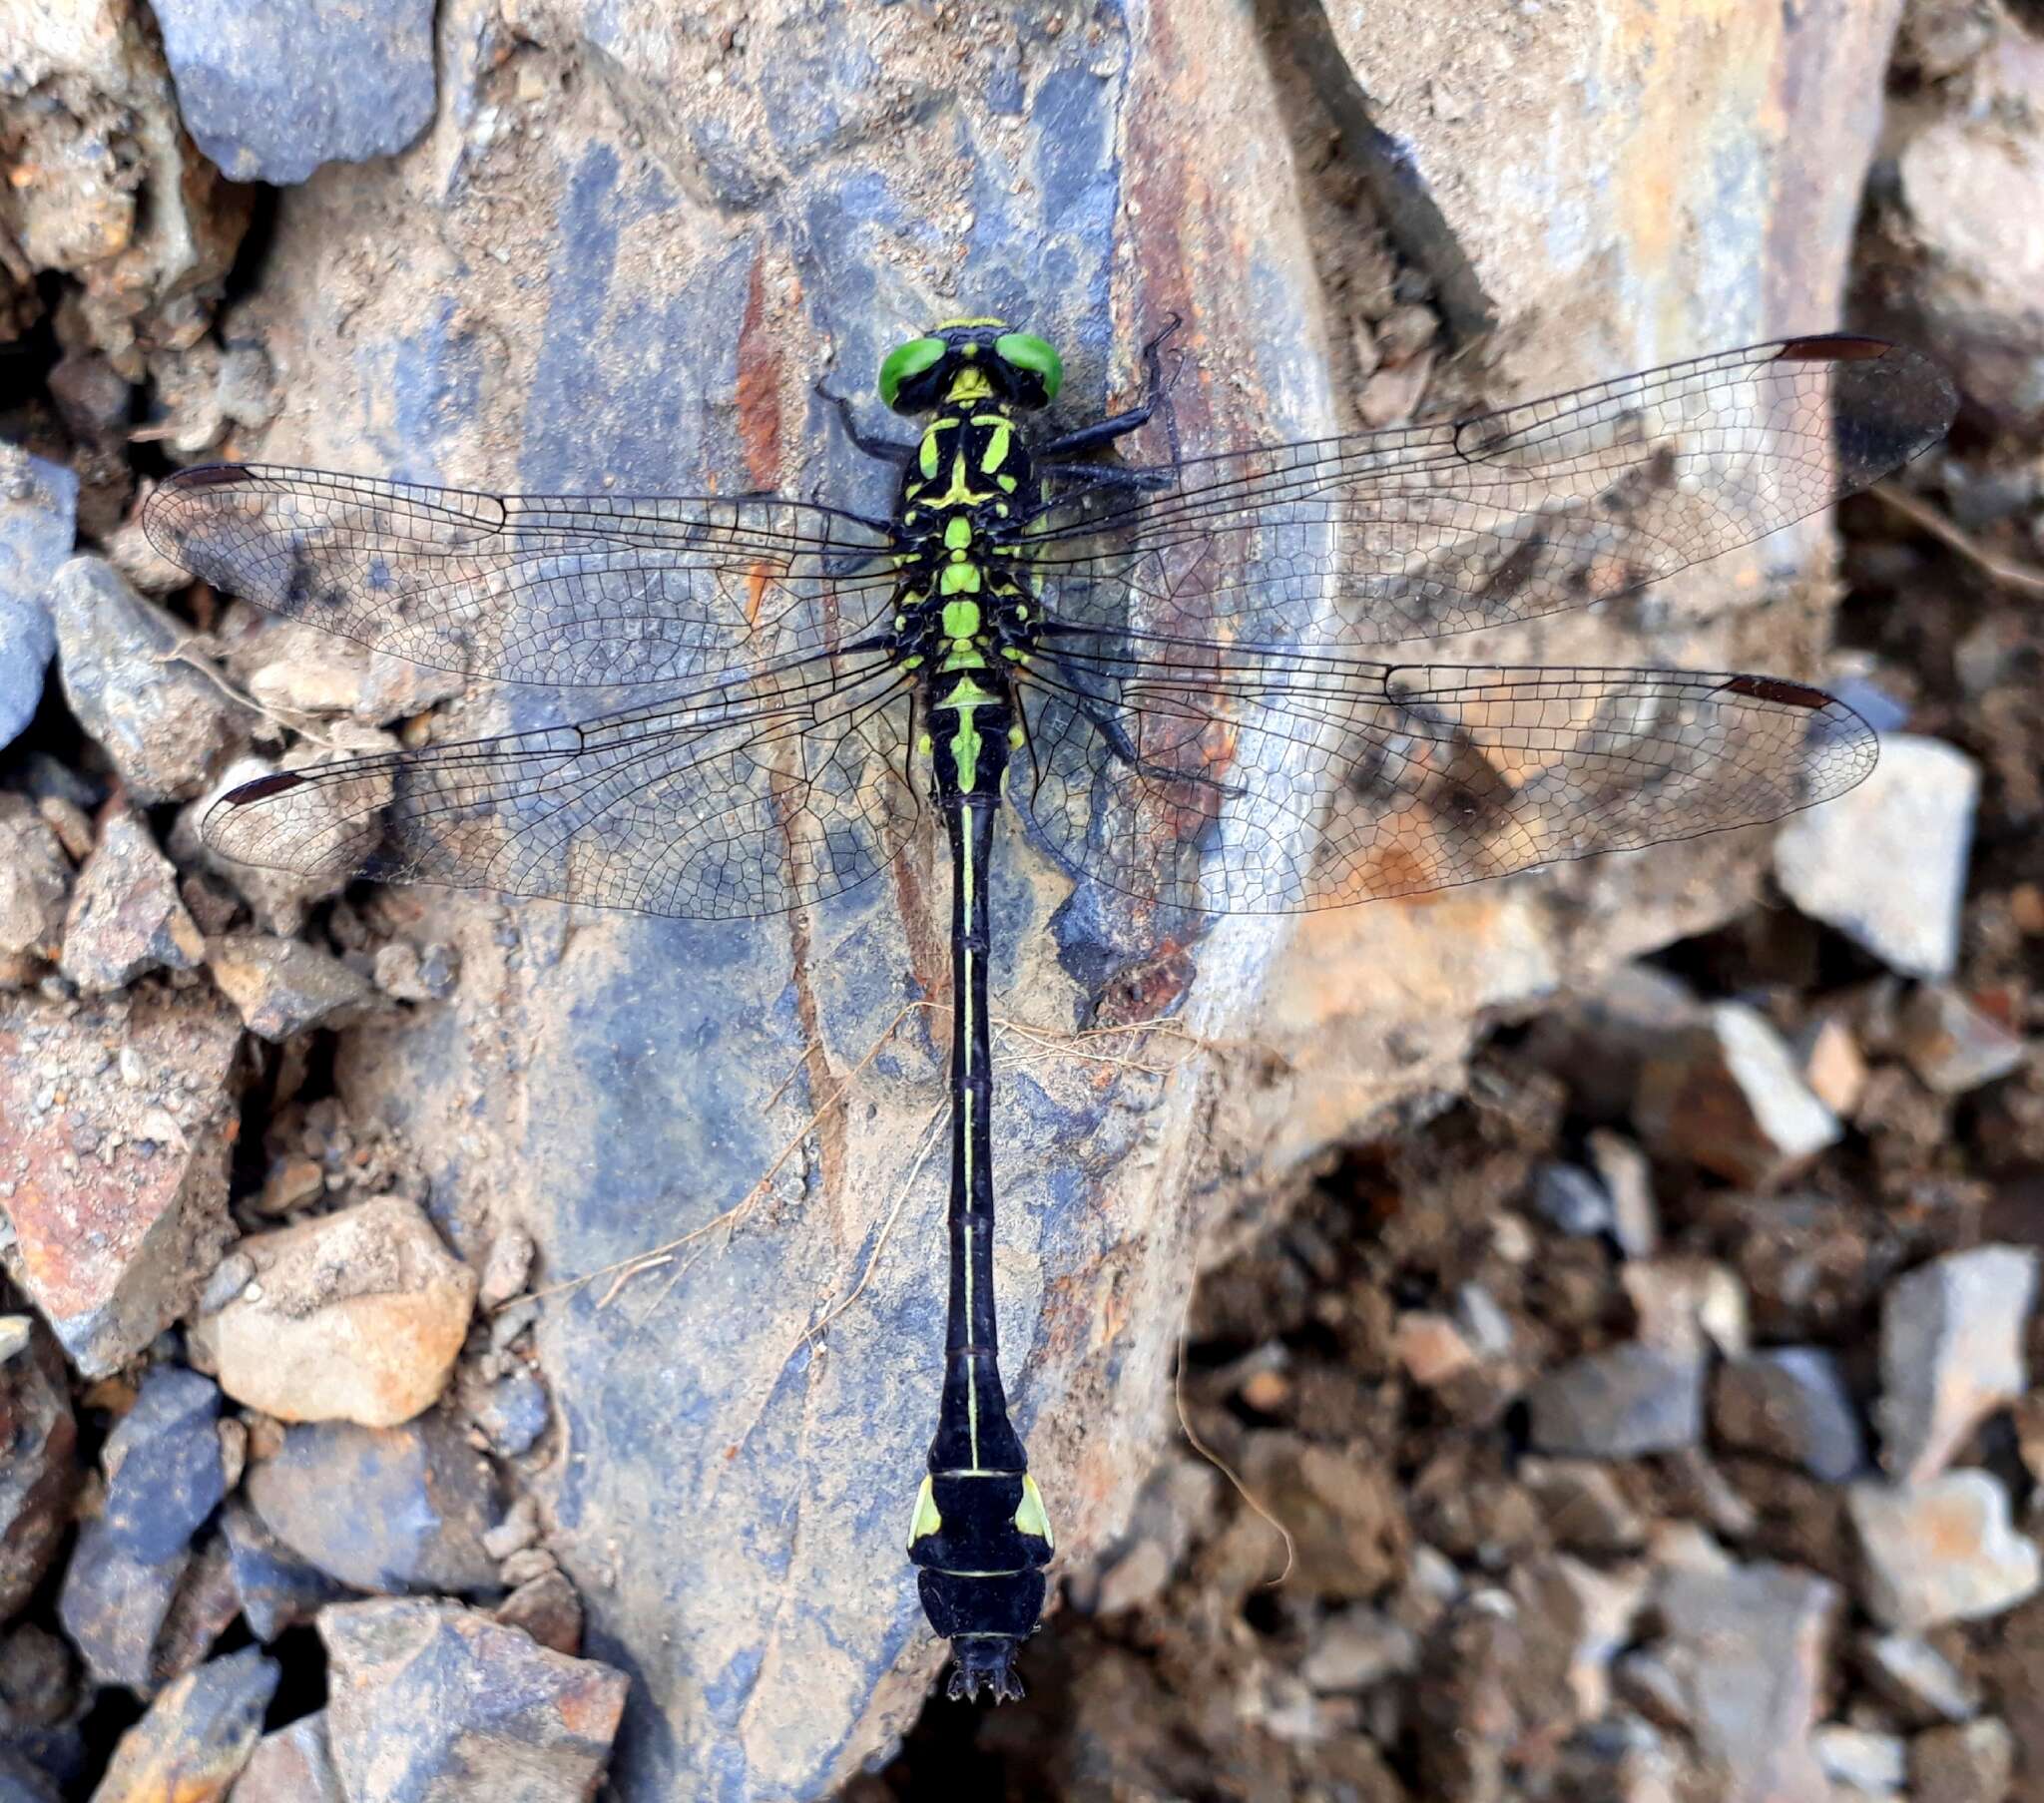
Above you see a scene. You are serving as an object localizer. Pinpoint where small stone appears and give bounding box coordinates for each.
[0,451,77,751]
[1526,962,1705,1119]
[1858,1631,1978,1727]
[1849,1472,2042,1630]
[1813,1723,1906,1792]
[218,1500,348,1641]
[491,1571,584,1658]
[207,933,375,1041]
[1521,1458,1647,1555]
[1452,1284,1513,1359]
[51,557,253,804]
[198,1250,255,1315]
[189,1196,475,1428]
[58,1515,189,1691]
[1358,346,1433,426]
[0,988,241,1375]
[102,1366,228,1562]
[1774,735,1978,978]
[1240,1437,1408,1597]
[58,808,206,994]
[1529,1343,1705,1457]
[93,1646,276,1803]
[1622,1257,1749,1359]
[255,1155,325,1217]
[1879,1245,2038,1485]
[1634,1001,1839,1187]
[1713,1347,1866,1482]
[1910,1717,2014,1802]
[1394,1310,1479,1387]
[151,1535,243,1686]
[1895,986,2027,1096]
[320,1600,627,1799]
[1299,1604,1417,1692]
[0,797,70,962]
[227,1712,345,1803]
[475,1225,533,1309]
[0,1320,78,1617]
[1530,1161,1612,1235]
[1796,1015,1869,1116]
[1587,1128,1659,1257]
[480,1497,540,1563]
[247,1411,504,1593]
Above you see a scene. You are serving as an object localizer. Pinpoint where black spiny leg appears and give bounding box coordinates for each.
[818,381,916,465]
[1035,313,1184,469]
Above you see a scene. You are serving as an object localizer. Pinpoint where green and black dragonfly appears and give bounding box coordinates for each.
[144,317,1953,1700]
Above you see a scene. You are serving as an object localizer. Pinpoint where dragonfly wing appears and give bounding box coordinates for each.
[1033,337,1955,647]
[145,464,900,687]
[1012,637,1876,914]
[203,653,919,919]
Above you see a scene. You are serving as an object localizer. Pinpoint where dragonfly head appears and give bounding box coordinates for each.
[879,318,1063,415]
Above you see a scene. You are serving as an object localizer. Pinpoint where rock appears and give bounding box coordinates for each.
[1651,1558,1838,1803]
[1713,1347,1866,1482]
[1530,1160,1612,1235]
[218,1500,348,1640]
[1240,1438,1409,1597]
[0,1749,61,1803]
[1849,1472,2042,1630]
[1508,1554,1646,1725]
[370,940,459,1003]
[1878,1245,2038,1485]
[475,1226,534,1310]
[150,1535,242,1685]
[103,1366,228,1562]
[1299,1604,1418,1692]
[1910,1717,2015,1802]
[1529,1343,1705,1458]
[1812,1723,1907,1792]
[0,1623,77,1751]
[198,1250,256,1314]
[206,934,376,1042]
[246,1412,503,1594]
[462,1363,548,1458]
[491,1571,584,1659]
[227,1712,344,1803]
[254,1155,324,1218]
[1622,1257,1749,1359]
[320,1599,628,1801]
[1393,1310,1479,1387]
[1587,1128,1659,1257]
[0,453,77,751]
[0,797,71,964]
[1521,1458,1648,1555]
[1525,964,1706,1121]
[92,1646,276,1803]
[1634,1002,1839,1187]
[0,987,241,1376]
[57,808,206,994]
[57,1514,188,1690]
[188,1196,475,1428]
[153,0,436,185]
[1858,1631,1978,1728]
[1895,987,2028,1096]
[1774,736,1979,979]
[50,558,252,804]
[1794,1015,1868,1117]
[0,1318,79,1617]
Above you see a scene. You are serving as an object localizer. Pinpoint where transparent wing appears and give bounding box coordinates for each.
[1034,336,1955,647]
[1012,633,1876,914]
[145,464,900,687]
[203,652,920,920]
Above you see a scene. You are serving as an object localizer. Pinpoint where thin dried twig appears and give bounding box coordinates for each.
[1873,481,2044,599]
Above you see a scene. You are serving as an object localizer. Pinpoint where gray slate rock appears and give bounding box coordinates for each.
[103,1366,228,1563]
[0,453,77,751]
[51,557,253,803]
[219,1499,350,1640]
[1896,985,2028,1096]
[1712,1346,1866,1482]
[0,1321,79,1618]
[247,1413,504,1594]
[228,1711,345,1803]
[93,1646,276,1799]
[1879,1244,2038,1485]
[57,1514,190,1690]
[1858,1630,1978,1727]
[59,808,207,994]
[1848,1471,2042,1630]
[320,1599,628,1801]
[1528,1342,1706,1458]
[1774,735,1979,978]
[1530,1160,1612,1236]
[154,0,437,185]
[207,933,376,1041]
[0,797,72,961]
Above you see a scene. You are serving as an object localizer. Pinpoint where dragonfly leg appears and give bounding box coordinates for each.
[817,381,916,464]
[1033,313,1184,463]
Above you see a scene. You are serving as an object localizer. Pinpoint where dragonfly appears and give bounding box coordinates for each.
[143,316,1954,1702]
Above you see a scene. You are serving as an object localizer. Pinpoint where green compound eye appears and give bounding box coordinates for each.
[878,336,946,410]
[995,331,1062,401]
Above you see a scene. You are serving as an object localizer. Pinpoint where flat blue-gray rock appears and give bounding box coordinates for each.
[0,453,76,751]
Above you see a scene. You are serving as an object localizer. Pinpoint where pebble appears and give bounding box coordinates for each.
[1622,1257,1749,1359]
[0,796,71,963]
[1520,1457,1647,1555]
[372,939,459,1002]
[320,1599,628,1799]
[218,1499,348,1641]
[152,0,438,185]
[462,1362,548,1458]
[1848,1471,2041,1630]
[0,1320,78,1618]
[207,933,376,1041]
[1812,1722,1907,1792]
[1240,1438,1408,1597]
[1393,1310,1479,1387]
[50,557,252,804]
[57,808,206,994]
[1712,1347,1866,1482]
[1794,1015,1869,1116]
[1298,1604,1418,1692]
[1910,1717,2014,1801]
[255,1154,325,1217]
[475,1226,534,1310]
[1774,735,1979,979]
[1586,1127,1659,1256]
[198,1250,256,1315]
[1878,1244,2037,1485]
[0,451,77,751]
[0,988,241,1376]
[228,1712,345,1802]
[1895,985,2027,1096]
[57,1514,188,1691]
[1528,1342,1705,1458]
[150,1535,242,1686]
[189,1196,475,1428]
[1634,1001,1840,1187]
[246,1411,504,1593]
[1858,1630,1978,1727]
[101,1366,228,1563]
[1530,1160,1612,1235]
[92,1646,276,1803]
[491,1570,585,1658]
